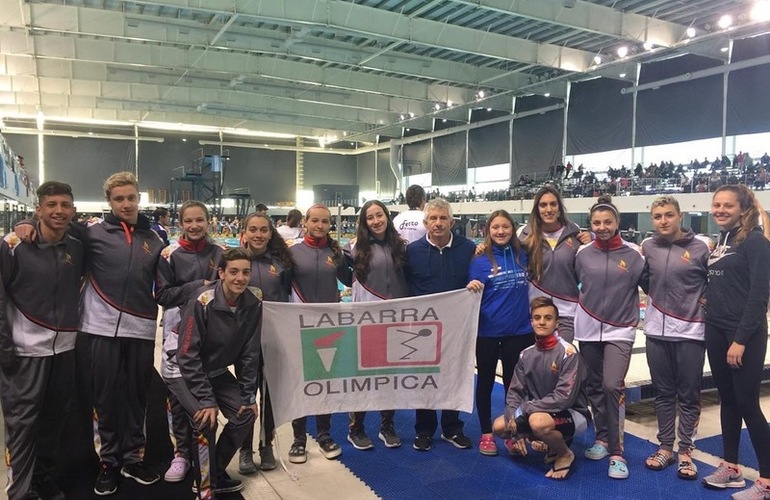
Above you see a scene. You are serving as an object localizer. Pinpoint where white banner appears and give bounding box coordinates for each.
[261,289,482,427]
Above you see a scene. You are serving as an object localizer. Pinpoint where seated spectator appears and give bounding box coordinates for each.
[492,297,589,481]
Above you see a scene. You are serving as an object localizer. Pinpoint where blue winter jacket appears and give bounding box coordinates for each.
[469,244,533,337]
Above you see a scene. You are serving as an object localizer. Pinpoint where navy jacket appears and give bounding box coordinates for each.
[405,234,476,296]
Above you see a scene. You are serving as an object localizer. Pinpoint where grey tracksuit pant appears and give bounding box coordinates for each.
[163,385,192,460]
[645,336,705,453]
[0,351,75,500]
[580,340,633,456]
[167,372,254,500]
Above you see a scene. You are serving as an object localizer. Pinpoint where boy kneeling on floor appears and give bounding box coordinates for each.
[492,296,590,480]
[171,248,262,500]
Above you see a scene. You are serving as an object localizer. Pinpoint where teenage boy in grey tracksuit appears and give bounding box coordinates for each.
[80,173,165,495]
[640,196,711,477]
[494,297,590,480]
[0,181,84,500]
[172,248,262,499]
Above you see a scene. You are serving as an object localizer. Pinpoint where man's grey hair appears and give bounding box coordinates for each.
[423,197,452,221]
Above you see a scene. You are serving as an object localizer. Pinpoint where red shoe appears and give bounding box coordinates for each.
[479,434,498,456]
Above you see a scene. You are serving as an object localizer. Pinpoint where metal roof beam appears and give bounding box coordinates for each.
[76,0,599,72]
[453,0,687,47]
[19,3,540,92]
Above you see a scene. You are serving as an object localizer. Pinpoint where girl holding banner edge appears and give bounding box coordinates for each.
[238,212,295,473]
[342,200,410,451]
[466,210,533,457]
[288,204,353,464]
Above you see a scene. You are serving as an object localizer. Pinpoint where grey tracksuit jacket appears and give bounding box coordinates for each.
[248,252,291,303]
[289,237,352,303]
[519,222,582,318]
[640,229,710,341]
[155,238,223,379]
[177,281,262,409]
[343,238,410,301]
[0,225,85,357]
[574,234,645,343]
[78,213,164,340]
[504,334,590,422]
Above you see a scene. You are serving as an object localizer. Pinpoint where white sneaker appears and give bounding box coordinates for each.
[163,457,189,483]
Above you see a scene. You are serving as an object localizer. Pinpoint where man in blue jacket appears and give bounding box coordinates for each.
[405,198,476,451]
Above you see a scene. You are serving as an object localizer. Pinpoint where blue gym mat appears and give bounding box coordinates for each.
[325,380,735,500]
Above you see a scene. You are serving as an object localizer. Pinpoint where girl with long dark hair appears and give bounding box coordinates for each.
[343,200,409,450]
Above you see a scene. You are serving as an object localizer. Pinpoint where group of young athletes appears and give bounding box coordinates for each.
[2,174,770,500]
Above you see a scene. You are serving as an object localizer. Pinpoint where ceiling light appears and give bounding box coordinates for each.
[752,0,770,21]
[446,100,453,107]
[434,103,441,111]
[442,119,447,123]
[594,55,602,65]
[718,15,732,29]
[619,72,627,78]
[486,108,492,112]
[405,128,411,132]
[342,131,348,136]
[721,46,729,52]
[544,93,551,97]
[643,41,654,51]
[686,27,697,38]
[88,131,94,136]
[476,90,485,99]
[350,142,355,146]
[399,114,405,120]
[182,138,187,142]
[617,46,628,58]
[409,112,415,118]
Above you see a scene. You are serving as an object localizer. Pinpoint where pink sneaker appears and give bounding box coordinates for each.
[163,456,189,483]
[479,434,498,456]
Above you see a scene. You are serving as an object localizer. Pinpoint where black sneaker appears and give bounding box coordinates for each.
[94,463,119,496]
[378,425,402,448]
[238,449,257,475]
[259,445,277,471]
[214,473,243,494]
[34,476,66,500]
[441,432,473,449]
[413,434,433,451]
[347,428,375,450]
[120,462,160,485]
[192,473,243,494]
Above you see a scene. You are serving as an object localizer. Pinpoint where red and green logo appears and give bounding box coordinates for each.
[300,322,442,381]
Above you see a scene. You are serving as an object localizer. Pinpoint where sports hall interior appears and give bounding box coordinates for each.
[2,0,770,498]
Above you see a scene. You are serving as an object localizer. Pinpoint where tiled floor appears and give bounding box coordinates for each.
[3,326,770,499]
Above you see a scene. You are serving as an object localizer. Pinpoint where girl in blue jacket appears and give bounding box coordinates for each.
[467,209,533,456]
